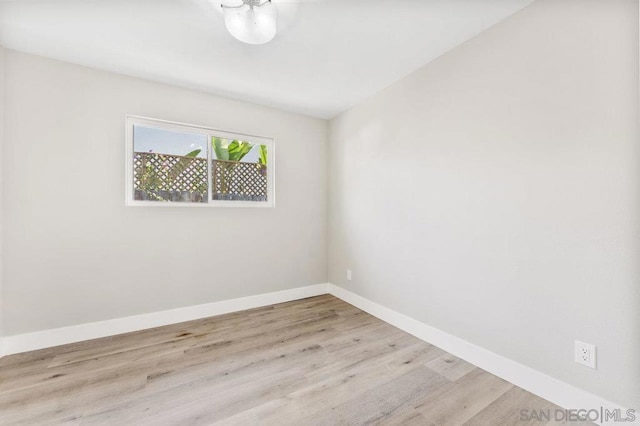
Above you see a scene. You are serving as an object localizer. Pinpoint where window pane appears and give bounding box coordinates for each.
[133,125,208,203]
[211,137,268,202]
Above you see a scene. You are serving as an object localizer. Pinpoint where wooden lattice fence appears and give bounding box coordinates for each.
[133,152,267,202]
[212,160,267,201]
[133,152,208,202]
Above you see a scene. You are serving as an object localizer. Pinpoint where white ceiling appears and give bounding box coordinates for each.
[0,0,533,118]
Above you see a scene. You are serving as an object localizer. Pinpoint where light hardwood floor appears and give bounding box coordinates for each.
[0,295,590,425]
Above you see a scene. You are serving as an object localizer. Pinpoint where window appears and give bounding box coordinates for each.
[125,116,274,207]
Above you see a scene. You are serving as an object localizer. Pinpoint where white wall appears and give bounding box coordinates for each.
[2,50,328,335]
[0,45,4,353]
[329,0,639,409]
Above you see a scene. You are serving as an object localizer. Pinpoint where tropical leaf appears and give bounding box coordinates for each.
[212,137,229,161]
[228,140,253,162]
[258,144,268,166]
[184,149,201,158]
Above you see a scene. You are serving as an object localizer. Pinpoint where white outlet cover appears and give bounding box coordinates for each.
[346,269,352,281]
[575,340,596,369]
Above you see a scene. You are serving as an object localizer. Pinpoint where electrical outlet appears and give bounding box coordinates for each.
[346,269,352,281]
[575,340,596,369]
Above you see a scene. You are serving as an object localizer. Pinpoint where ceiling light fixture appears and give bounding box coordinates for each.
[221,0,277,45]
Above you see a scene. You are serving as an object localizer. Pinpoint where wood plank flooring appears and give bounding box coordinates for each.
[0,295,588,425]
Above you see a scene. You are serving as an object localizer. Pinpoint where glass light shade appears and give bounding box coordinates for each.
[223,1,277,45]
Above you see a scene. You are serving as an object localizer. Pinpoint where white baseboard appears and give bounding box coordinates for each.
[327,284,632,426]
[1,283,329,356]
[1,281,631,425]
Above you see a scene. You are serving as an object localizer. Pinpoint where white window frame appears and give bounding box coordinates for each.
[125,115,275,208]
